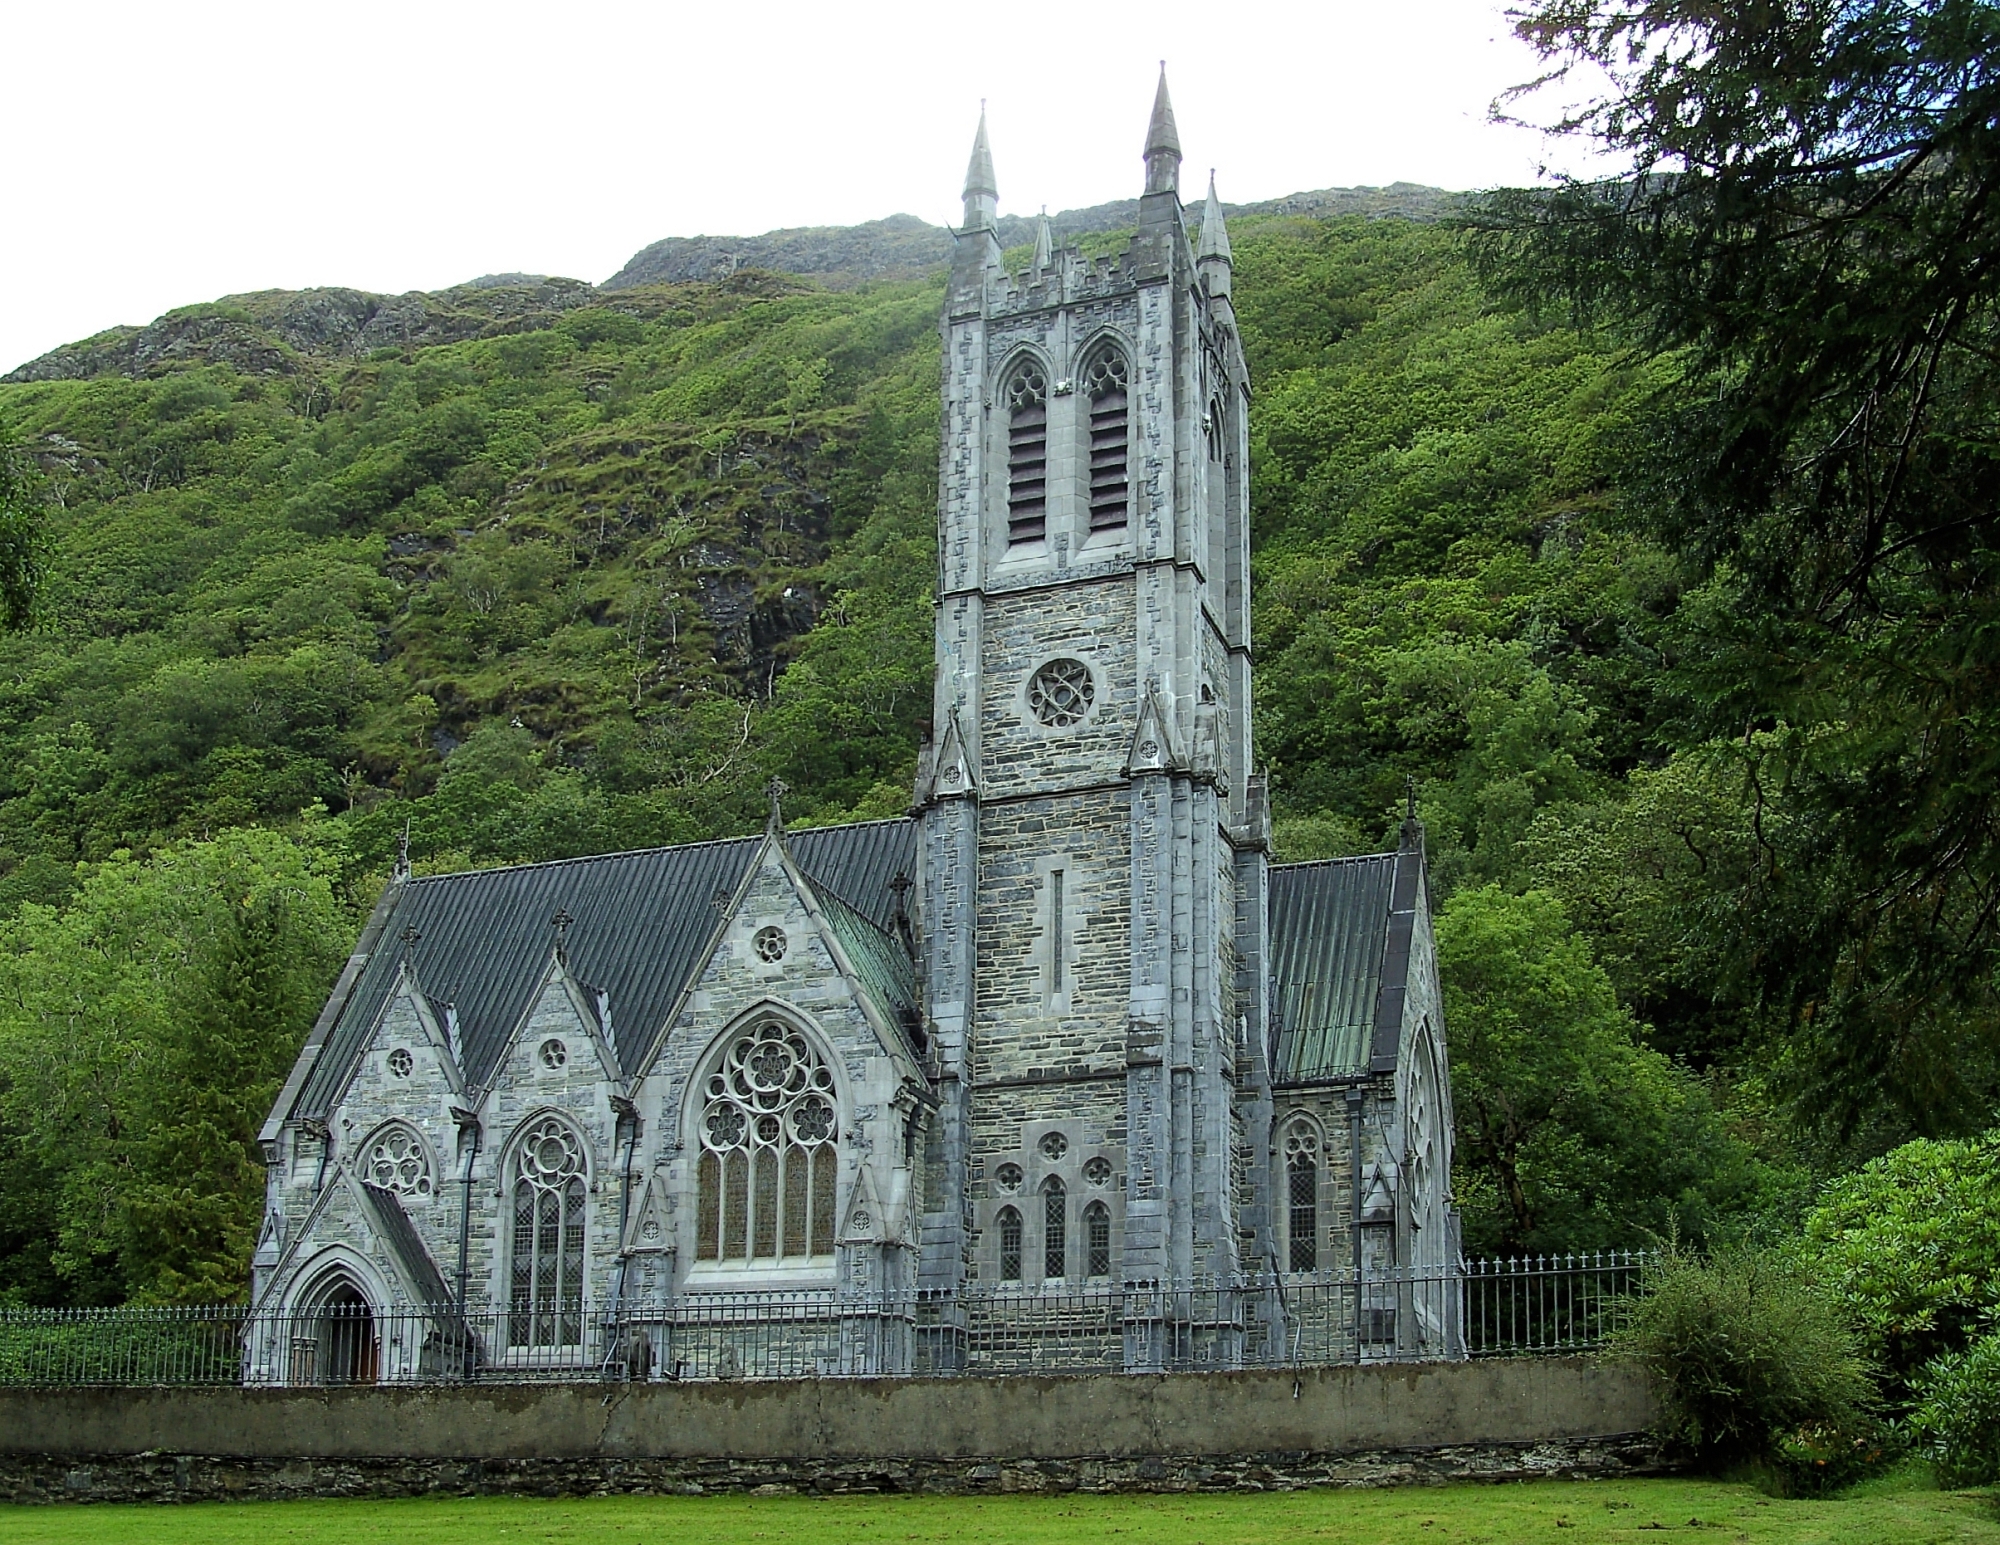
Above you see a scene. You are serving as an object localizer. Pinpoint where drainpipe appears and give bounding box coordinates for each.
[450,1105,481,1374]
[1346,1087,1366,1364]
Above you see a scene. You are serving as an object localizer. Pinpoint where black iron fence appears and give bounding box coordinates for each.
[0,1253,1652,1388]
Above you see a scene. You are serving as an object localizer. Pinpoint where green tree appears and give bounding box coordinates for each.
[1472,0,2000,1143]
[0,828,351,1301]
[0,430,43,630]
[1438,885,1771,1254]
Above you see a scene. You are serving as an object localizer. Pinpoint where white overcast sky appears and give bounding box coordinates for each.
[0,0,1605,376]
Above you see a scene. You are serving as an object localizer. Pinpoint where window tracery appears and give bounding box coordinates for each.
[362,1123,433,1198]
[1027,659,1094,729]
[1283,1116,1320,1273]
[1005,362,1049,545]
[509,1117,587,1347]
[1082,347,1129,532]
[695,1020,838,1266]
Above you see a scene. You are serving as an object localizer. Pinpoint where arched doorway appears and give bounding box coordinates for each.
[296,1275,378,1386]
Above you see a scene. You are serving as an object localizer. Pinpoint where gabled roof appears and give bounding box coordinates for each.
[1268,828,1427,1083]
[285,819,915,1124]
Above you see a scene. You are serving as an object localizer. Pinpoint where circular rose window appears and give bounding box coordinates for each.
[539,1037,567,1069]
[752,925,788,963]
[1027,658,1094,728]
[1038,1131,1069,1161]
[386,1047,413,1078]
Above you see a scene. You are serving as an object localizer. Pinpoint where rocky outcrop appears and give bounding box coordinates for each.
[3,279,603,384]
[602,184,1458,291]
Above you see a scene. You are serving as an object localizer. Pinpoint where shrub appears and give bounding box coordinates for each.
[1608,1245,1875,1469]
[1910,1328,2000,1487]
[1799,1130,2000,1393]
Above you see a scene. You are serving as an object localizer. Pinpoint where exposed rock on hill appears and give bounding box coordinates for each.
[602,183,1457,290]
[3,279,603,384]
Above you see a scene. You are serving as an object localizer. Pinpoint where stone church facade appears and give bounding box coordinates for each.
[253,76,1457,1380]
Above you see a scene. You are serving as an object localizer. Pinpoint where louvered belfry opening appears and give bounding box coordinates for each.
[1005,363,1049,544]
[1083,348,1129,531]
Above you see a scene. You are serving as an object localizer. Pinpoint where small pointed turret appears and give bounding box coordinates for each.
[1197,169,1233,299]
[1143,64,1181,196]
[1032,208,1053,271]
[963,104,998,231]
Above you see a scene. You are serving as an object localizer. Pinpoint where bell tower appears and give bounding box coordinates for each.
[915,75,1268,1327]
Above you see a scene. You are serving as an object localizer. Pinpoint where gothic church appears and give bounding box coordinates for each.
[254,74,1457,1376]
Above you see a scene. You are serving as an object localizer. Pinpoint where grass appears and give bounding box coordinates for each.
[0,1476,1995,1545]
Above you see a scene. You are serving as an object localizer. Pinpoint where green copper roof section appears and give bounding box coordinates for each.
[1268,853,1398,1082]
[809,874,919,1041]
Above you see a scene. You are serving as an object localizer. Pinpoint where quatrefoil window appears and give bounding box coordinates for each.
[1039,1131,1069,1161]
[1027,659,1094,729]
[1084,1156,1112,1187]
[752,926,788,963]
[995,1162,1024,1193]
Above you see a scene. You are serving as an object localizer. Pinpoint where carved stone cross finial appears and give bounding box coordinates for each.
[399,922,422,956]
[551,907,573,962]
[1406,773,1418,822]
[765,776,789,832]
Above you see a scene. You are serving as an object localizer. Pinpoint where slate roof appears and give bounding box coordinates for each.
[285,819,916,1123]
[1268,851,1405,1083]
[357,1183,455,1305]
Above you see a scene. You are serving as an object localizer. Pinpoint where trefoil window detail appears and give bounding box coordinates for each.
[363,1123,433,1198]
[509,1117,587,1348]
[696,1020,838,1267]
[1005,363,1049,545]
[1083,347,1129,532]
[1284,1117,1319,1273]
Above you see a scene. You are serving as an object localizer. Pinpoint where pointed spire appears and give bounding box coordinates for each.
[962,103,998,231]
[1198,169,1234,300]
[1198,171,1232,262]
[1032,207,1053,271]
[1143,64,1181,196]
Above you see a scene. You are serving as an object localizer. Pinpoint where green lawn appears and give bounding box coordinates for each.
[0,1478,1994,1545]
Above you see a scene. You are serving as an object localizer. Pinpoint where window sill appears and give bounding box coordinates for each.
[681,1262,836,1292]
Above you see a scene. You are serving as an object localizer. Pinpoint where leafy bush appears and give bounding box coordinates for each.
[1800,1130,2000,1392]
[1910,1328,2000,1487]
[1608,1245,1875,1470]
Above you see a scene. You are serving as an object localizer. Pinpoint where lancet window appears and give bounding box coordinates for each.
[998,1206,1023,1282]
[1082,346,1129,531]
[1042,1177,1067,1279]
[509,1117,587,1348]
[1084,1200,1111,1279]
[1283,1116,1320,1273]
[1005,362,1049,545]
[695,1020,839,1267]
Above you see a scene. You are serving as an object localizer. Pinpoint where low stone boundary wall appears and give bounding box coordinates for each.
[0,1358,1664,1502]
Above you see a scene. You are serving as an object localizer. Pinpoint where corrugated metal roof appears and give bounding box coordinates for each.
[291,820,915,1121]
[1268,853,1398,1082]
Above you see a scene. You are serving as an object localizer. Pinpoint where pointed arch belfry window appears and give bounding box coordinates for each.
[509,1117,587,1348]
[1083,347,1130,532]
[1005,362,1049,544]
[696,1019,839,1266]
